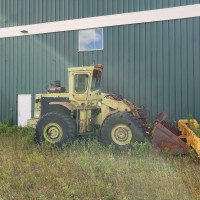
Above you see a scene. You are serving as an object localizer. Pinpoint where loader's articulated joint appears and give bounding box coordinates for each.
[135,105,149,132]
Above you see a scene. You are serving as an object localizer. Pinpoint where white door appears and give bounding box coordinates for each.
[18,94,31,127]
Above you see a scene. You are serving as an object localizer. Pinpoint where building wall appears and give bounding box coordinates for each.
[0,1,200,124]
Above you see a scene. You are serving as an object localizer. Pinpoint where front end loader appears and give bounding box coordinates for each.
[28,64,188,153]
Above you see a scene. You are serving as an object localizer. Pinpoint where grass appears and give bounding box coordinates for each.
[0,123,200,200]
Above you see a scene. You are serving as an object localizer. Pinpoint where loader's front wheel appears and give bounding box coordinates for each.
[101,112,146,147]
[35,112,76,147]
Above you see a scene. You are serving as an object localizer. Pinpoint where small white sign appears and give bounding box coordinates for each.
[18,94,31,127]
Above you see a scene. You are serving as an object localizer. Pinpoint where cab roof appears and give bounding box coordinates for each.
[68,65,102,72]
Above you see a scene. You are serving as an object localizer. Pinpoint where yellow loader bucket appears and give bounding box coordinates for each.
[178,120,200,158]
[151,112,188,154]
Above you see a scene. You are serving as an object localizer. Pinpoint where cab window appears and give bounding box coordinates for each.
[75,74,89,93]
[91,70,101,91]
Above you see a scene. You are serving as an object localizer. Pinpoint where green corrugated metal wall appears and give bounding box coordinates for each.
[0,0,200,28]
[0,0,200,124]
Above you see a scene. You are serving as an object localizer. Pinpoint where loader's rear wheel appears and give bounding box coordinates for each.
[35,112,76,147]
[101,112,146,147]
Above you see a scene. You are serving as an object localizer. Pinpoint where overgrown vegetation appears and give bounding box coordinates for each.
[0,123,200,200]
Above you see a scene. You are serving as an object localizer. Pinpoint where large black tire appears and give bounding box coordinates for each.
[35,112,76,147]
[101,112,146,147]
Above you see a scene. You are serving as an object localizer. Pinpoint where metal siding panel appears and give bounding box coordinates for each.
[150,0,157,10]
[55,0,60,21]
[124,25,129,99]
[187,18,194,116]
[5,0,9,27]
[118,26,124,97]
[118,0,123,13]
[78,0,82,18]
[38,0,43,24]
[151,22,158,118]
[180,0,187,6]
[5,38,9,118]
[29,36,34,95]
[82,0,87,18]
[163,21,170,115]
[134,24,140,105]
[128,0,134,12]
[145,23,152,118]
[1,39,6,120]
[51,0,56,22]
[175,19,182,119]
[129,25,135,102]
[97,0,103,16]
[0,39,2,120]
[113,26,119,94]
[46,34,52,89]
[74,0,79,19]
[1,1,200,124]
[139,0,145,10]
[55,32,60,81]
[134,0,140,11]
[194,18,200,119]
[39,35,44,94]
[181,18,188,118]
[146,0,151,10]
[8,38,12,118]
[42,35,47,92]
[107,27,113,93]
[157,21,164,113]
[169,20,176,119]
[112,27,119,94]
[139,23,146,106]
[38,35,43,94]
[102,28,108,92]
[29,0,34,24]
[17,37,22,94]
[21,37,26,93]
[42,0,47,23]
[94,51,98,68]
[60,32,65,87]
[87,0,92,17]
[1,0,200,28]
[124,0,129,13]
[21,0,25,26]
[0,1,2,28]
[73,31,79,67]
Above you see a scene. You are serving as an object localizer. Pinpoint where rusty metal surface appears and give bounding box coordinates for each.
[155,111,168,123]
[161,121,181,136]
[151,111,188,154]
[152,123,188,154]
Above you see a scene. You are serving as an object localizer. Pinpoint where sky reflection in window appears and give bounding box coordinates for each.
[79,29,103,51]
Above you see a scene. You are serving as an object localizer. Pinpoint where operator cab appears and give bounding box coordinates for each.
[68,65,102,104]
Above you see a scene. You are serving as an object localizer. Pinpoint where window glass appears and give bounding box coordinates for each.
[75,74,89,94]
[79,29,103,51]
[91,70,101,91]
